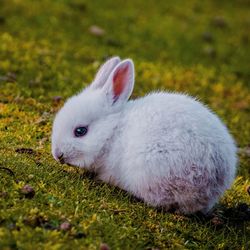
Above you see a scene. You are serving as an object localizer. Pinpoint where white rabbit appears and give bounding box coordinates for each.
[52,56,237,214]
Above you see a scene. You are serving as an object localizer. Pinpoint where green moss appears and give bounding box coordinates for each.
[0,0,249,249]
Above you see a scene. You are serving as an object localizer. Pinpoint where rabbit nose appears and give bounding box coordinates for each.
[58,153,65,164]
[54,149,65,164]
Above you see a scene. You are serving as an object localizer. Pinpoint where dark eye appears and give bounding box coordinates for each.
[74,126,88,137]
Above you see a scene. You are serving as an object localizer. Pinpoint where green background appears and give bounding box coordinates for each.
[0,0,249,249]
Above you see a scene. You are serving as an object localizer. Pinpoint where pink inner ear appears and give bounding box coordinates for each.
[113,64,129,100]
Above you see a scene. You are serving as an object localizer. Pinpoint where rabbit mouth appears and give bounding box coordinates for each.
[65,162,74,167]
[63,157,87,169]
[57,155,74,166]
[63,158,75,166]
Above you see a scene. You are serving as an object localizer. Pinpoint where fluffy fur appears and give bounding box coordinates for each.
[52,56,237,214]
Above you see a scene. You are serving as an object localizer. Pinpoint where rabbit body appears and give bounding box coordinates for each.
[98,93,236,214]
[52,57,237,214]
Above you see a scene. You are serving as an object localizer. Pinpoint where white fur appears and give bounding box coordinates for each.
[52,57,237,214]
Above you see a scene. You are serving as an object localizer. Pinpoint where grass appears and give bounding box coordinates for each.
[0,0,250,249]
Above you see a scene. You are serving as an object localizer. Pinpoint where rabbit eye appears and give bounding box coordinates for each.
[74,126,88,137]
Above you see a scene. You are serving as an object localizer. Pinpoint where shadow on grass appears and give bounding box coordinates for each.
[177,203,250,237]
[2,160,250,232]
[74,168,250,230]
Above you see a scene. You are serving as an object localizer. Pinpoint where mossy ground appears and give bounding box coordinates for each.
[0,0,250,249]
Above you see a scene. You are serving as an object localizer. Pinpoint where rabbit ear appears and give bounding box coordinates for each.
[91,56,121,89]
[104,59,134,105]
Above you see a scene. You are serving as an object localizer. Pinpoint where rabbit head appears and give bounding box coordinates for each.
[52,57,134,169]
